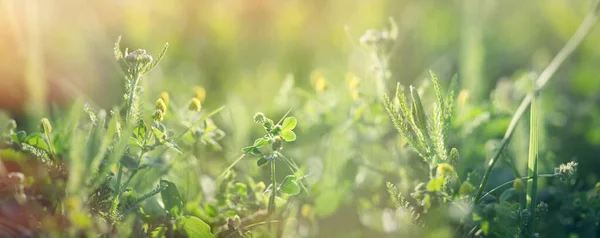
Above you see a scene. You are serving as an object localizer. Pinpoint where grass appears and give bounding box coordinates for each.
[0,1,599,238]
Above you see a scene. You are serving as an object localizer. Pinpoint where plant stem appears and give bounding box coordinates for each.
[478,174,555,203]
[267,160,276,229]
[126,76,140,124]
[473,1,600,204]
[526,93,539,237]
[43,131,56,157]
[110,163,124,218]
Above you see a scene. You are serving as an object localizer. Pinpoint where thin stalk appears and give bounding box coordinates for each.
[126,76,140,124]
[43,131,56,157]
[109,163,124,217]
[267,160,277,230]
[473,1,600,203]
[478,174,555,202]
[526,94,539,236]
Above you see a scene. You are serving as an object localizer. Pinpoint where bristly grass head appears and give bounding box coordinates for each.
[383,72,458,170]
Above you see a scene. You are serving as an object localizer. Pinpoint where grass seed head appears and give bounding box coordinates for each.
[40,118,52,134]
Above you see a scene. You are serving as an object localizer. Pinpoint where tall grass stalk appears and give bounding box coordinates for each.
[526,93,538,236]
[473,1,600,203]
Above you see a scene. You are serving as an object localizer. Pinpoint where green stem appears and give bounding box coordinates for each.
[473,2,600,204]
[267,160,276,230]
[478,174,555,203]
[43,131,56,157]
[126,76,140,124]
[526,93,539,237]
[110,163,124,217]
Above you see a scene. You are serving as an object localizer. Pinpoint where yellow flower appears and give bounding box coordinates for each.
[436,163,455,177]
[189,98,202,112]
[457,90,470,106]
[310,71,327,93]
[160,92,169,105]
[152,109,165,122]
[155,98,167,114]
[194,87,206,103]
[345,73,361,91]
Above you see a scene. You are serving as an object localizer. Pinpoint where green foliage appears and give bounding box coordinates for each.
[1,4,600,237]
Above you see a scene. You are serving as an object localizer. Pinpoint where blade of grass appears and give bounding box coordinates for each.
[526,93,539,236]
[473,1,600,203]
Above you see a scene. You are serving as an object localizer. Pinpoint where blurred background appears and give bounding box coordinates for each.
[2,0,600,236]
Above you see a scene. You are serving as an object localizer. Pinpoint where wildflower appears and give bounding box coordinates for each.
[436,163,455,177]
[40,118,52,134]
[125,49,153,66]
[188,98,202,112]
[194,87,206,103]
[554,161,578,181]
[457,90,470,106]
[155,98,167,114]
[160,92,169,105]
[359,29,391,47]
[152,109,164,122]
[310,71,327,93]
[513,178,525,194]
[253,112,266,124]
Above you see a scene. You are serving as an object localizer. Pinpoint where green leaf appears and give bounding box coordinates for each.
[134,122,147,141]
[481,221,490,235]
[177,215,214,238]
[256,157,269,167]
[242,146,262,156]
[234,183,247,195]
[25,133,49,152]
[152,126,165,140]
[150,225,167,238]
[11,131,26,144]
[280,131,296,142]
[253,137,270,148]
[120,155,139,170]
[281,117,297,132]
[160,180,184,217]
[204,204,217,217]
[279,175,300,195]
[164,141,183,154]
[426,177,444,192]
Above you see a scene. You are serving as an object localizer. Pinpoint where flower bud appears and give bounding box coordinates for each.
[194,87,206,103]
[152,109,164,122]
[253,112,266,124]
[155,98,167,114]
[513,178,525,194]
[263,119,274,131]
[40,118,52,134]
[188,98,202,112]
[271,125,282,135]
[160,92,169,105]
[436,163,455,178]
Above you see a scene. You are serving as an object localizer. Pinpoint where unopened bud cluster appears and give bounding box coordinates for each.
[153,96,168,122]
